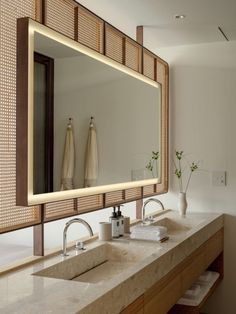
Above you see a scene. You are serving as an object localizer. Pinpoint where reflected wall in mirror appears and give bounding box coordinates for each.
[16,18,166,206]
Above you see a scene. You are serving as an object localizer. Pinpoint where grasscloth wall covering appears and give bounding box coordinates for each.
[0,0,168,234]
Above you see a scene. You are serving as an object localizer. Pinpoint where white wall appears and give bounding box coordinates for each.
[155,41,236,314]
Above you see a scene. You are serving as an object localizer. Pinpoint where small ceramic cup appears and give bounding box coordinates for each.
[98,222,112,241]
[124,216,130,233]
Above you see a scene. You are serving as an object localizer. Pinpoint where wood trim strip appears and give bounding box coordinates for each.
[122,189,126,201]
[33,205,45,256]
[41,0,46,24]
[136,26,143,45]
[103,21,106,55]
[154,57,157,81]
[136,26,144,74]
[16,18,29,206]
[33,224,44,256]
[102,193,106,208]
[122,36,126,65]
[73,198,78,212]
[136,199,143,220]
[164,63,169,192]
[74,6,78,41]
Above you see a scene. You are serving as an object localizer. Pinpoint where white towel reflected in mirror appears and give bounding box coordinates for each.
[84,118,98,187]
[61,120,75,190]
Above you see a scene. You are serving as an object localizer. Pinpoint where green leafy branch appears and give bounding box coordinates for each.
[146,151,159,178]
[173,150,199,193]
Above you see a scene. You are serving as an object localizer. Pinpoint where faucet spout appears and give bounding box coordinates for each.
[142,198,164,224]
[62,218,93,256]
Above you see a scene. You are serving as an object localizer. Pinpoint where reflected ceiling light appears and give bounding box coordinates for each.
[174,14,186,19]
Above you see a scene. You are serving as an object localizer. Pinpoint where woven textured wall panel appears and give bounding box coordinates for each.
[45,199,76,221]
[105,190,124,207]
[125,39,142,73]
[77,194,103,212]
[143,184,155,196]
[125,187,142,201]
[143,50,155,80]
[45,0,76,39]
[156,60,165,84]
[0,0,41,233]
[105,25,124,64]
[76,6,104,53]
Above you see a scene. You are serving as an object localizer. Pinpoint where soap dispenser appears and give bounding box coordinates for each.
[109,207,120,238]
[117,205,124,236]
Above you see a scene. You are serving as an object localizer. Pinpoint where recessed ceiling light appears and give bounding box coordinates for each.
[174,14,186,19]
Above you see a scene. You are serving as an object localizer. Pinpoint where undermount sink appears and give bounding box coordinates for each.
[33,241,159,284]
[152,217,192,235]
[150,214,206,236]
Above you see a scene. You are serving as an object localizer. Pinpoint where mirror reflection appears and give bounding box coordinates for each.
[33,32,160,195]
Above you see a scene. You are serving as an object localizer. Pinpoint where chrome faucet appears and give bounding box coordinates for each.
[142,198,164,224]
[62,218,93,256]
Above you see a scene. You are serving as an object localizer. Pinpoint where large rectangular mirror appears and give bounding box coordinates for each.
[17,18,163,206]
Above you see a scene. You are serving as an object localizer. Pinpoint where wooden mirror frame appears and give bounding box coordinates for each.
[16,12,168,207]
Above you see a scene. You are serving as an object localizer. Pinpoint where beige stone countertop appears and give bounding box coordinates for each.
[0,210,224,314]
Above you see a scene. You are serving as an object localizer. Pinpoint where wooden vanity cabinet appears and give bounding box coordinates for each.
[120,228,224,314]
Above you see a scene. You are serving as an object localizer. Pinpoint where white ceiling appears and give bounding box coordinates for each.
[77,0,236,49]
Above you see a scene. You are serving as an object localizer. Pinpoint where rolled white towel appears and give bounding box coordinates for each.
[132,225,167,236]
[197,271,213,283]
[183,284,201,299]
[130,230,167,242]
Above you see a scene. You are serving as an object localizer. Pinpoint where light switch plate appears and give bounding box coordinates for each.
[212,171,226,186]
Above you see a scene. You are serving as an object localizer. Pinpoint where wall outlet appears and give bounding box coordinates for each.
[212,171,226,186]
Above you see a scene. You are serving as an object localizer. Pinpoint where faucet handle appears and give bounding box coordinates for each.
[75,241,86,250]
[142,217,149,225]
[148,215,154,222]
[142,216,154,224]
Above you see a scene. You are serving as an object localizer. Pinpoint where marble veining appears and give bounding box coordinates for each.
[0,210,224,314]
